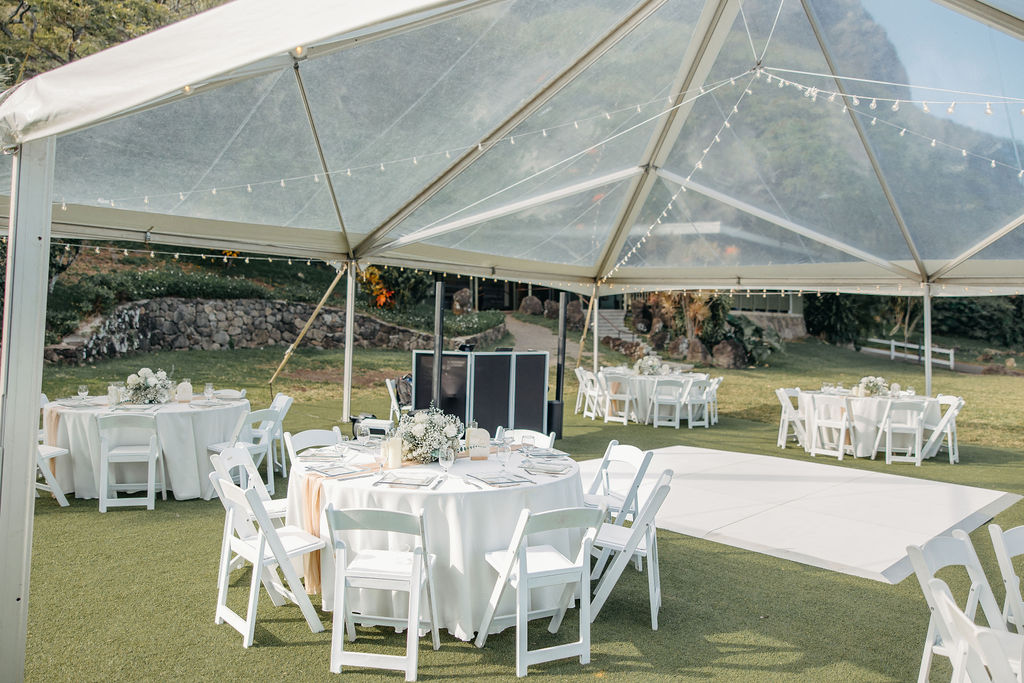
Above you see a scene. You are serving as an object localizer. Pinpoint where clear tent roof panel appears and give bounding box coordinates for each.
[615,177,865,269]
[424,178,629,266]
[662,0,912,262]
[384,0,704,245]
[298,0,638,236]
[811,0,1024,260]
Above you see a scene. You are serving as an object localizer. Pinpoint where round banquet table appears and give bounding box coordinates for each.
[43,396,250,500]
[286,452,584,642]
[797,391,940,459]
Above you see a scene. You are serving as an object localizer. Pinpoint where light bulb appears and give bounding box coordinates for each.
[922,102,930,113]
[294,45,304,56]
[828,92,836,103]
[179,192,185,200]
[211,188,216,195]
[346,168,352,176]
[931,139,937,147]
[962,149,967,157]
[947,101,956,114]
[869,98,877,110]
[123,249,128,256]
[891,100,899,112]
[985,102,993,115]
[174,253,179,259]
[280,179,285,187]
[899,128,906,136]
[244,257,250,264]
[149,250,155,258]
[314,173,320,181]
[991,159,996,168]
[183,85,191,94]
[144,196,149,204]
[870,117,877,125]
[246,184,252,192]
[94,247,100,254]
[509,136,515,145]
[852,96,860,105]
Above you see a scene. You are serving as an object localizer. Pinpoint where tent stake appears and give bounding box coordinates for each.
[268,263,347,387]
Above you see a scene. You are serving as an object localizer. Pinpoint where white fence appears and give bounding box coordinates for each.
[863,338,955,370]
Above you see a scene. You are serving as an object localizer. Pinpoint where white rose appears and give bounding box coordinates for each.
[147,376,157,387]
[443,424,458,437]
[414,413,428,423]
[156,370,167,380]
[139,368,152,376]
[127,374,139,386]
[411,424,426,438]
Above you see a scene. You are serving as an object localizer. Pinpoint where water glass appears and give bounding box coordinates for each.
[204,382,214,401]
[356,422,371,443]
[496,440,511,471]
[438,444,455,476]
[372,442,386,473]
[906,386,916,396]
[77,385,89,400]
[521,434,535,454]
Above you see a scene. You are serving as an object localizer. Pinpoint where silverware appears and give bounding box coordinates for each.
[430,476,446,490]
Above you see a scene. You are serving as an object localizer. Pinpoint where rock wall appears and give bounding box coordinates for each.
[44,298,506,365]
[734,311,807,340]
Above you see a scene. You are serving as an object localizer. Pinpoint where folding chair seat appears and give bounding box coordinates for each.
[877,399,927,465]
[580,370,604,421]
[600,371,636,425]
[325,506,439,681]
[494,428,556,449]
[685,379,712,429]
[582,441,653,526]
[211,445,287,522]
[989,524,1024,634]
[808,394,854,460]
[208,408,280,495]
[648,378,691,429]
[907,529,1007,683]
[924,395,964,464]
[927,579,1024,683]
[265,392,294,478]
[590,469,672,630]
[97,413,167,512]
[36,444,70,507]
[283,427,343,476]
[209,472,325,648]
[775,388,806,448]
[475,506,604,677]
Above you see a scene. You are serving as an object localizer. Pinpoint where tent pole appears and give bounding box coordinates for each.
[575,287,597,370]
[923,283,933,396]
[0,138,55,680]
[555,291,567,403]
[342,263,355,423]
[432,276,445,408]
[269,264,346,386]
[592,293,600,376]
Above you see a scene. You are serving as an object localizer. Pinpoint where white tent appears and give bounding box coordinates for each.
[1,0,1023,675]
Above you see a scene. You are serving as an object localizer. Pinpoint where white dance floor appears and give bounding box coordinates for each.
[577,446,1020,584]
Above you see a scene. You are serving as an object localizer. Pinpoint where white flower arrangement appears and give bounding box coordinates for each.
[125,367,173,404]
[396,404,463,463]
[858,375,888,397]
[634,354,663,376]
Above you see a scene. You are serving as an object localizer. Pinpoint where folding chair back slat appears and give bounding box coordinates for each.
[989,524,1024,634]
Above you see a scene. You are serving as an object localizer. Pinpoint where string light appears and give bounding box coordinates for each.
[922,102,929,113]
[985,102,992,115]
[948,101,956,114]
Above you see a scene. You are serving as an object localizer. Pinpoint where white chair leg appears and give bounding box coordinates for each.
[214,520,233,625]
[474,569,508,648]
[548,582,575,634]
[579,569,591,665]
[265,448,275,496]
[917,619,936,683]
[277,550,324,634]
[331,578,346,673]
[37,460,69,506]
[515,581,529,678]
[146,457,156,510]
[243,557,262,648]
[99,460,110,513]
[405,571,422,681]
[424,558,440,651]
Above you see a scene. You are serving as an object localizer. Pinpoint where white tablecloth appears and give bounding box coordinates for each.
[798,392,940,459]
[43,397,249,500]
[286,453,584,641]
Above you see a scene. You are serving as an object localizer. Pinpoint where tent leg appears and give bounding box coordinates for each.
[923,283,932,397]
[0,138,55,680]
[592,294,600,376]
[342,263,355,423]
[432,277,444,408]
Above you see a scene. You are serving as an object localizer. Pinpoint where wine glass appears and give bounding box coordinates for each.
[438,443,455,482]
[204,382,214,401]
[77,385,89,400]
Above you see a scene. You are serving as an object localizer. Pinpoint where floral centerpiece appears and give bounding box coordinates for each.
[858,375,888,397]
[634,354,663,376]
[395,404,463,463]
[125,367,173,404]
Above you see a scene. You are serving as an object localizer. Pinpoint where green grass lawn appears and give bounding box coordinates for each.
[28,341,1024,681]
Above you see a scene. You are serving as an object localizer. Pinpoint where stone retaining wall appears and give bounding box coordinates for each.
[735,311,807,340]
[44,297,506,364]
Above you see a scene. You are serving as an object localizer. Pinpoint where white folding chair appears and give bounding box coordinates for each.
[583,441,653,526]
[283,427,343,475]
[924,395,964,464]
[928,578,1024,683]
[600,372,636,425]
[208,408,280,495]
[808,394,854,460]
[580,370,604,421]
[708,376,723,425]
[96,413,167,512]
[324,506,439,681]
[211,445,287,521]
[572,368,586,415]
[907,529,1007,683]
[494,428,555,449]
[36,445,70,507]
[209,472,324,648]
[878,399,927,466]
[648,378,692,429]
[474,506,605,677]
[590,469,672,630]
[265,392,294,479]
[775,388,806,448]
[386,378,412,424]
[990,524,1024,634]
[685,379,712,429]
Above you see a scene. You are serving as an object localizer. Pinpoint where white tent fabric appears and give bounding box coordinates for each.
[0,0,1022,295]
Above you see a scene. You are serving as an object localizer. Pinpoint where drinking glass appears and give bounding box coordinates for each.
[906,386,916,396]
[77,385,89,400]
[497,439,511,471]
[204,382,214,401]
[356,422,371,443]
[372,442,386,473]
[521,434,535,455]
[438,444,455,477]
